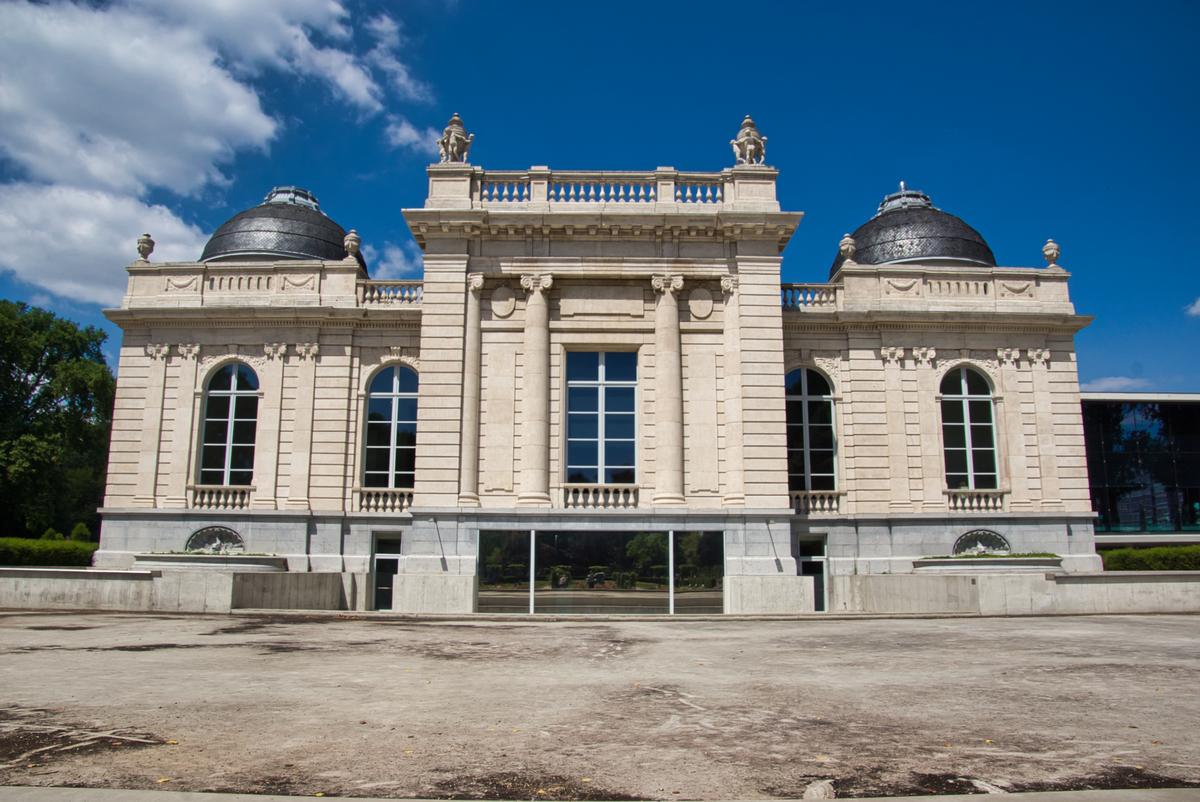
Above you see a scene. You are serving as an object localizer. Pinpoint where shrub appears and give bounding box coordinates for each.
[0,537,97,567]
[40,527,64,541]
[1101,544,1200,572]
[69,522,92,542]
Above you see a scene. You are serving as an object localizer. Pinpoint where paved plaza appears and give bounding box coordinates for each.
[0,611,1198,799]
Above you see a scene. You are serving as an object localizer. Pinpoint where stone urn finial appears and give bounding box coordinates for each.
[136,232,155,261]
[1043,238,1061,267]
[437,112,474,164]
[344,229,361,258]
[839,233,856,263]
[730,115,767,166]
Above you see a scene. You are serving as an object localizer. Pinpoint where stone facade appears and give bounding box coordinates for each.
[96,124,1099,614]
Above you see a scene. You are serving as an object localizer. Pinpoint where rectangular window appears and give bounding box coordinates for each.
[566,352,637,485]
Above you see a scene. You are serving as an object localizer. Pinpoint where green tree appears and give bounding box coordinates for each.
[0,301,114,536]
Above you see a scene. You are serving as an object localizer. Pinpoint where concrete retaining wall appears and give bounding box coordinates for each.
[230,572,344,610]
[724,575,815,614]
[831,571,1200,615]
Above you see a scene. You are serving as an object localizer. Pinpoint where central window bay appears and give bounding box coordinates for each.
[566,351,637,484]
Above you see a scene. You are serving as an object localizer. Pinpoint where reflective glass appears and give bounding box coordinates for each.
[205,396,230,420]
[229,469,252,486]
[809,451,835,475]
[673,532,723,614]
[807,401,832,424]
[939,371,960,395]
[605,352,637,382]
[568,412,598,439]
[395,398,418,422]
[364,448,390,472]
[787,451,806,474]
[203,420,228,446]
[478,531,531,613]
[606,467,635,484]
[535,531,668,615]
[973,473,998,489]
[810,474,836,491]
[941,399,963,424]
[605,413,635,439]
[568,387,598,412]
[232,421,256,445]
[396,367,419,394]
[395,449,416,473]
[208,365,233,391]
[394,471,415,488]
[964,369,989,395]
[945,450,968,474]
[567,441,598,468]
[395,425,417,447]
[363,472,388,488]
[786,425,805,450]
[942,424,965,449]
[971,424,994,447]
[606,442,635,467]
[968,401,992,424]
[201,445,224,470]
[809,427,834,450]
[566,352,599,382]
[236,364,259,391]
[200,468,224,484]
[230,446,254,471]
[607,387,635,412]
[946,473,969,489]
[972,449,996,474]
[567,468,598,483]
[366,397,391,422]
[234,396,258,419]
[805,369,830,396]
[785,370,805,396]
[365,423,390,447]
[369,367,394,395]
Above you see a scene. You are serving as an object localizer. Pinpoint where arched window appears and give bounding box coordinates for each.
[940,367,997,490]
[785,368,835,492]
[199,363,259,486]
[364,366,418,489]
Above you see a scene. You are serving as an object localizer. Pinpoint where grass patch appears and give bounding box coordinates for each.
[1100,544,1200,571]
[0,537,97,567]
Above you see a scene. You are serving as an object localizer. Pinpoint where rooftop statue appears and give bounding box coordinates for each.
[437,113,474,164]
[731,115,767,165]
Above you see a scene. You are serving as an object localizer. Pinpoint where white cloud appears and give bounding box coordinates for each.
[362,240,424,279]
[1187,297,1200,317]
[385,116,440,157]
[1080,376,1151,392]
[0,184,208,307]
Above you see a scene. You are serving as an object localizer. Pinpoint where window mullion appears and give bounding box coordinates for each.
[800,372,813,492]
[597,355,607,481]
[224,390,235,485]
[388,393,398,489]
[961,395,975,488]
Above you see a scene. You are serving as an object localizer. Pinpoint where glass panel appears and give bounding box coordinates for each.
[205,396,230,420]
[367,397,391,422]
[232,421,256,445]
[208,365,234,392]
[939,370,961,395]
[973,473,998,489]
[566,467,598,483]
[945,449,968,474]
[393,471,415,489]
[805,370,830,396]
[605,413,635,439]
[566,352,599,382]
[568,412,598,439]
[606,467,636,483]
[395,398,418,423]
[201,445,225,470]
[942,424,966,449]
[785,370,805,396]
[369,367,394,395]
[230,446,254,471]
[568,387,598,412]
[941,399,963,423]
[971,424,994,447]
[363,472,388,488]
[478,531,531,614]
[235,364,259,391]
[807,400,832,424]
[234,395,258,419]
[673,532,723,614]
[946,473,969,489]
[605,441,635,467]
[364,448,390,472]
[972,449,996,474]
[809,450,834,475]
[809,426,834,450]
[395,449,416,473]
[606,386,635,412]
[200,468,224,485]
[964,369,989,395]
[810,474,836,491]
[786,400,804,423]
[567,441,598,468]
[202,420,228,447]
[968,401,992,424]
[535,532,668,615]
[605,352,637,382]
[366,423,390,447]
[787,450,806,475]
[228,470,253,486]
[395,425,417,447]
[786,425,805,450]
[396,367,419,394]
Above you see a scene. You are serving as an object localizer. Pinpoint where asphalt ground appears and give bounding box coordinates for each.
[0,610,1197,799]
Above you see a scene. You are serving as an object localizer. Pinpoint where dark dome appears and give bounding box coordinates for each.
[830,185,995,277]
[201,187,365,268]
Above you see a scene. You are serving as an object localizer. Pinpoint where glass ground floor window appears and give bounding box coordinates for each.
[478,530,723,614]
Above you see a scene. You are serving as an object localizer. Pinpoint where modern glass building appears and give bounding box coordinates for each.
[1082,393,1200,546]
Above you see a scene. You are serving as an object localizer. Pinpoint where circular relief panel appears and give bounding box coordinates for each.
[687,287,714,320]
[490,285,516,318]
[952,529,1010,556]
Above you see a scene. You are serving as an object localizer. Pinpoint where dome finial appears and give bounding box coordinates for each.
[899,180,906,192]
[838,233,857,263]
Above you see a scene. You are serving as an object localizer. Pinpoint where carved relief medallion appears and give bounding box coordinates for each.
[490,285,516,318]
[687,287,714,320]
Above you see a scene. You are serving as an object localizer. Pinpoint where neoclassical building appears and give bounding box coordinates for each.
[96,116,1100,614]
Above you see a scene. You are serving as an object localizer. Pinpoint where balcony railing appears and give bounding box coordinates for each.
[473,169,734,210]
[945,489,1008,512]
[356,488,414,513]
[791,490,844,515]
[189,485,253,510]
[781,283,839,311]
[562,484,639,509]
[359,280,423,306]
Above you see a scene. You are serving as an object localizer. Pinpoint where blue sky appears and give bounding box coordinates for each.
[1,0,1197,391]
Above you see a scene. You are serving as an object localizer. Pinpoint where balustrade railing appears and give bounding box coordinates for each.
[562,484,639,509]
[472,169,734,208]
[189,485,253,510]
[944,489,1007,512]
[357,488,414,513]
[359,280,423,306]
[208,274,273,292]
[480,172,531,203]
[781,283,839,310]
[791,490,843,515]
[549,175,657,204]
[674,174,724,204]
[926,279,990,297]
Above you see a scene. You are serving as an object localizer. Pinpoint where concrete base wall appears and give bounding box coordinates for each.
[229,572,344,610]
[831,571,1200,615]
[392,573,477,613]
[724,575,814,614]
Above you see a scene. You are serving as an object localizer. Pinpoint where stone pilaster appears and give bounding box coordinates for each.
[517,273,553,506]
[134,343,170,507]
[285,342,319,510]
[652,273,685,505]
[720,276,745,506]
[162,343,200,508]
[458,273,485,506]
[251,343,287,509]
[881,346,912,511]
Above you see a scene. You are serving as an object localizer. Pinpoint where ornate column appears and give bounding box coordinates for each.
[134,343,170,507]
[163,343,200,507]
[251,343,287,509]
[518,274,552,506]
[652,273,686,505]
[458,273,485,506]
[285,342,319,510]
[720,276,745,506]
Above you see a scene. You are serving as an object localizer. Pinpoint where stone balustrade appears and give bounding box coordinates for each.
[549,173,659,204]
[359,280,423,306]
[561,484,639,509]
[791,490,844,515]
[944,489,1008,512]
[781,283,840,311]
[357,488,414,513]
[189,485,253,510]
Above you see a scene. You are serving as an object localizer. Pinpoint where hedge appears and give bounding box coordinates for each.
[0,537,98,567]
[1101,544,1200,572]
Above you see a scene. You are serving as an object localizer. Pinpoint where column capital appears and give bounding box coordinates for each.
[177,343,200,361]
[466,272,485,293]
[520,273,553,294]
[651,273,684,295]
[720,275,738,296]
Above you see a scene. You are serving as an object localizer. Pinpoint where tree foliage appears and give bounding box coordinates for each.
[0,301,114,536]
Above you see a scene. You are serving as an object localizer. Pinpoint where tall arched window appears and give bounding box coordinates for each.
[364,366,418,489]
[199,363,259,486]
[941,366,997,490]
[785,368,835,491]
